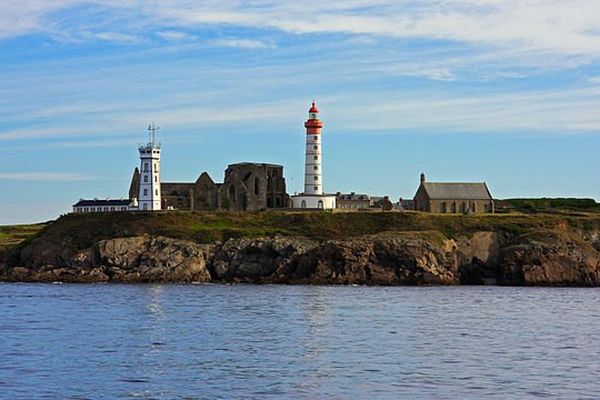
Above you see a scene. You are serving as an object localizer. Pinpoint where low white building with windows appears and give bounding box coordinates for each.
[72,198,137,213]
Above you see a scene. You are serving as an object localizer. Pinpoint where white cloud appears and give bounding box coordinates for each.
[94,31,139,43]
[210,38,273,49]
[2,0,600,63]
[0,172,93,181]
[156,30,195,41]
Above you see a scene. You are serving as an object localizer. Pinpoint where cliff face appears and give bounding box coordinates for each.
[499,230,600,286]
[2,222,600,286]
[1,236,211,283]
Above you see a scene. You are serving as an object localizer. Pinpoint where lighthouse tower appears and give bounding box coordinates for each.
[291,102,336,210]
[304,101,323,195]
[138,123,162,211]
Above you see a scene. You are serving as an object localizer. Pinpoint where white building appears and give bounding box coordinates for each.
[137,123,162,211]
[72,198,136,213]
[291,102,336,210]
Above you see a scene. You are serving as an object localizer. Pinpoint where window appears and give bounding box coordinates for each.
[313,136,318,141]
[110,207,115,211]
[318,200,324,209]
[441,202,447,213]
[144,175,148,183]
[155,189,158,196]
[154,163,157,171]
[314,166,318,170]
[254,177,260,195]
[84,207,88,212]
[121,207,127,211]
[314,186,318,191]
[314,156,318,160]
[143,203,148,210]
[154,176,158,183]
[314,176,318,180]
[144,189,148,196]
[313,145,318,150]
[144,162,149,171]
[301,200,306,209]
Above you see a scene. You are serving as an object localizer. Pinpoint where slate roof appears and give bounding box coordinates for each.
[336,193,370,201]
[73,199,132,207]
[421,182,492,200]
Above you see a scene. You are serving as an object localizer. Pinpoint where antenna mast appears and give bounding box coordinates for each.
[148,122,160,146]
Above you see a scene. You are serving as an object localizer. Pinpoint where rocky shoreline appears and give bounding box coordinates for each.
[2,228,600,286]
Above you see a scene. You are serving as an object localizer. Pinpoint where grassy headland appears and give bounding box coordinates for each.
[0,224,47,253]
[3,209,600,259]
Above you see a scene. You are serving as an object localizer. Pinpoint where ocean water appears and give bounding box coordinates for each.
[1,284,599,399]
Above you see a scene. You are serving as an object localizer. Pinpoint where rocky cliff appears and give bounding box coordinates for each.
[3,224,600,286]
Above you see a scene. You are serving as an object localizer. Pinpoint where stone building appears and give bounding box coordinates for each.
[372,196,394,211]
[129,162,289,211]
[413,173,494,214]
[335,192,371,210]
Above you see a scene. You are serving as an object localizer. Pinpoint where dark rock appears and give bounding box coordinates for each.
[97,236,213,283]
[499,231,600,286]
[289,236,458,285]
[4,227,600,286]
[210,237,317,282]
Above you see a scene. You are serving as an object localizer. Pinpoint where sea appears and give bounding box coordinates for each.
[1,283,599,399]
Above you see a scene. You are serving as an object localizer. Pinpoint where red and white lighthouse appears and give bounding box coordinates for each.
[292,101,336,210]
[304,101,323,195]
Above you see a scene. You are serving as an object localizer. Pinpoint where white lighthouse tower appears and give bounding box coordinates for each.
[138,122,162,211]
[291,102,336,210]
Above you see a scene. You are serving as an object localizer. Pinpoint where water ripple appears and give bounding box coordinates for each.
[0,284,599,399]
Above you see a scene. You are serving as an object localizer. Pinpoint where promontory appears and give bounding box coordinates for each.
[2,209,600,286]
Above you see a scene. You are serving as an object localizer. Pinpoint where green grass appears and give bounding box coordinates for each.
[502,198,600,213]
[0,224,46,253]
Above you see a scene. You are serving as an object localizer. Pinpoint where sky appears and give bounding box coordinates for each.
[1,0,600,224]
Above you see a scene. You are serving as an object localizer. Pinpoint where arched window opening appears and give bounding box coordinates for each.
[301,200,307,209]
[144,175,148,183]
[254,178,260,195]
[318,200,324,209]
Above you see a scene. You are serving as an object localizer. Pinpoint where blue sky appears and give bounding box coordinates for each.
[1,0,600,224]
